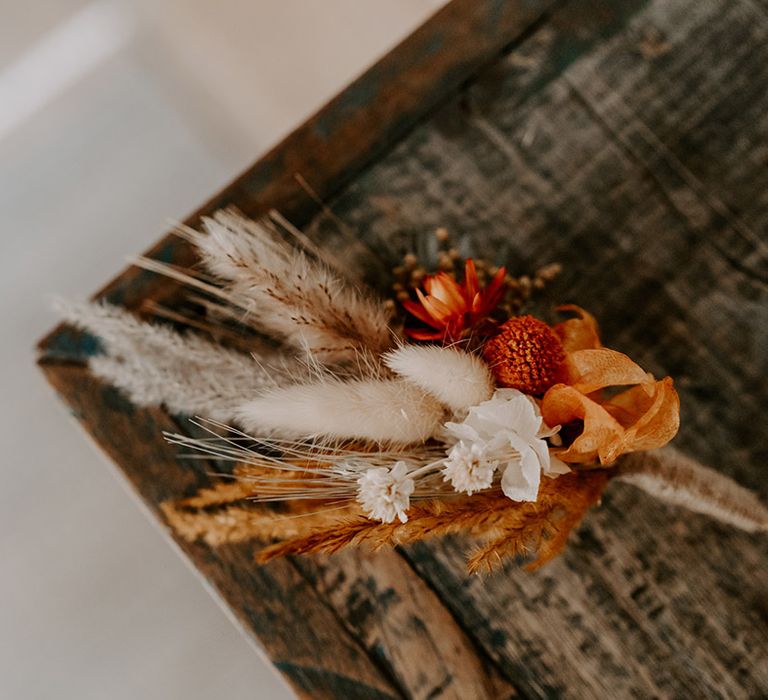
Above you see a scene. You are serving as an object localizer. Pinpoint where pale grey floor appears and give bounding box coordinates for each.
[0,2,443,698]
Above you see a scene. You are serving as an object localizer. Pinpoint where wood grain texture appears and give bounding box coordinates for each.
[315,0,768,695]
[293,551,516,699]
[39,362,403,700]
[39,0,768,697]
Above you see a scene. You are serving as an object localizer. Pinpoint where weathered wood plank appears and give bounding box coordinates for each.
[39,361,404,700]
[293,551,516,699]
[37,0,768,697]
[569,0,768,248]
[302,0,768,695]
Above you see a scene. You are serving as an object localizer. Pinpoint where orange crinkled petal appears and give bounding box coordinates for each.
[564,348,651,393]
[603,377,680,452]
[540,384,625,464]
[553,305,602,352]
[541,378,680,465]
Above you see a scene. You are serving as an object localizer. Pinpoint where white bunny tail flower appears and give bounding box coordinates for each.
[383,345,494,412]
[357,461,415,523]
[442,441,498,495]
[237,378,444,445]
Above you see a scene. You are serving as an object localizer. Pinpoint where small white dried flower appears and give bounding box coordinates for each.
[442,388,569,502]
[356,461,415,523]
[442,441,498,495]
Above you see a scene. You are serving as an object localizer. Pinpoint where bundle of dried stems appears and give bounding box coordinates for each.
[163,470,610,572]
[257,470,609,571]
[58,208,767,575]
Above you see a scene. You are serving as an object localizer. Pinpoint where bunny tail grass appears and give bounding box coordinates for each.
[383,345,495,412]
[56,299,295,422]
[179,209,395,363]
[617,447,768,533]
[237,378,446,444]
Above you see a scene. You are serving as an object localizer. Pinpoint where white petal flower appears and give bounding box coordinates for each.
[442,441,499,495]
[443,388,569,502]
[544,454,571,476]
[356,461,415,523]
[499,432,541,501]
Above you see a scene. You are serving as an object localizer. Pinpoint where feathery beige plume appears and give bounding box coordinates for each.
[57,300,294,422]
[383,345,495,412]
[616,447,768,532]
[179,210,395,363]
[237,378,446,444]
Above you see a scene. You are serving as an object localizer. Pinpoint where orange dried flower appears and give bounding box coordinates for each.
[403,259,506,342]
[482,316,565,395]
[540,306,680,465]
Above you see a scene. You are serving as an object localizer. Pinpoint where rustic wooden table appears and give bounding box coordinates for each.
[39,1,768,697]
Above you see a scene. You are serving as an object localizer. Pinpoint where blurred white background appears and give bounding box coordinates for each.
[0,2,445,698]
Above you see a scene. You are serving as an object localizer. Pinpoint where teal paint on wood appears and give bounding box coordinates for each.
[42,327,102,361]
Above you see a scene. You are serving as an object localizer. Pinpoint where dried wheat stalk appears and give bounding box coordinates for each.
[177,480,257,509]
[256,471,610,570]
[467,470,608,573]
[162,500,361,547]
[160,443,767,573]
[160,469,608,572]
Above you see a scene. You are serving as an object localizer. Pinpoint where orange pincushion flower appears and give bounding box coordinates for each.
[482,316,565,395]
[403,259,506,342]
[540,306,680,465]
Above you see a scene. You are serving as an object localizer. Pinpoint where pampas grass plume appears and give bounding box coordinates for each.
[383,345,494,412]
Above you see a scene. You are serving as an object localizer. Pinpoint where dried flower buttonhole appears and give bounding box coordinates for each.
[59,211,768,573]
